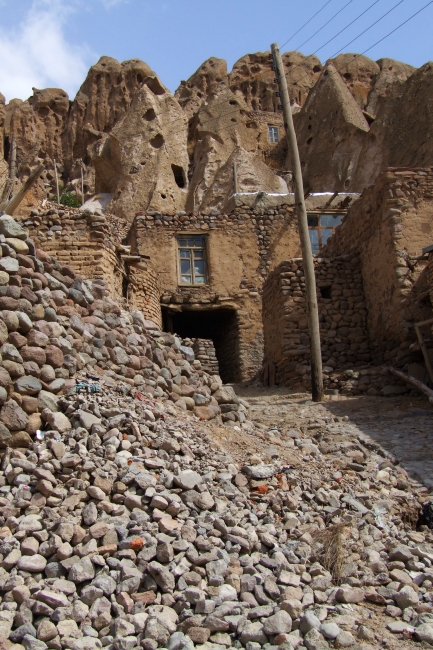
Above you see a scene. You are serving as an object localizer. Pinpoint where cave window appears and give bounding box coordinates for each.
[178,236,207,285]
[268,126,279,143]
[171,164,186,189]
[307,213,344,255]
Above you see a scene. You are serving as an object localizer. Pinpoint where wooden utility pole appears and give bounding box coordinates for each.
[271,42,324,402]
[233,162,239,194]
[9,137,16,199]
[80,161,85,206]
[53,159,60,204]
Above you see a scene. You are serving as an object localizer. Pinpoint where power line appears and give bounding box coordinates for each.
[294,0,356,51]
[289,0,429,91]
[281,0,335,48]
[160,0,433,156]
[319,0,406,59]
[112,0,397,138]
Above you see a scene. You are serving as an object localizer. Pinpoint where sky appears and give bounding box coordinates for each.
[0,0,432,103]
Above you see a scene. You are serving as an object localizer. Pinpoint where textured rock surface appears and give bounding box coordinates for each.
[4,49,433,215]
[292,64,370,192]
[92,70,188,218]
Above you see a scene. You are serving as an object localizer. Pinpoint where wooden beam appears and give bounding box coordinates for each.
[3,164,44,215]
[388,366,433,403]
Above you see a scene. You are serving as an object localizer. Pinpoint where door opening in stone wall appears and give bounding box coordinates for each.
[162,307,240,383]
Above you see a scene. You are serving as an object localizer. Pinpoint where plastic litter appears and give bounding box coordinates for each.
[73,380,101,394]
[36,430,45,440]
[86,373,100,381]
[373,503,390,532]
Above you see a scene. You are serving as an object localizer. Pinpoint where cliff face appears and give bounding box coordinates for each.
[1,50,432,216]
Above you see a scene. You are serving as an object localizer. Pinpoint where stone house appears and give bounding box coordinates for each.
[262,167,433,392]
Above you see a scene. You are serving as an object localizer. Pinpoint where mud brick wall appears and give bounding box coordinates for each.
[323,168,433,366]
[263,254,370,388]
[20,204,125,302]
[127,263,162,329]
[128,205,302,381]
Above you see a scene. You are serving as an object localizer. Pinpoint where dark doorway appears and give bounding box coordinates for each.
[163,307,240,383]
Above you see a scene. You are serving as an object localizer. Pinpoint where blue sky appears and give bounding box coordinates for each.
[0,0,432,102]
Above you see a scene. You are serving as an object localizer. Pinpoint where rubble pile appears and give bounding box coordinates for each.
[0,212,432,650]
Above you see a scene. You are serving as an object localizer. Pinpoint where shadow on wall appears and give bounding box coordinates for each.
[162,307,240,383]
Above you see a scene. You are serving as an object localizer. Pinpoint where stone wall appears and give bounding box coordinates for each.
[262,167,433,394]
[191,338,219,376]
[263,255,370,388]
[322,168,433,365]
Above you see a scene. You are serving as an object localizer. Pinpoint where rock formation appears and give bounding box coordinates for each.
[196,147,288,212]
[92,77,189,218]
[2,49,433,214]
[62,57,155,186]
[228,51,322,112]
[292,64,370,193]
[356,62,433,188]
[175,58,229,121]
[185,89,262,212]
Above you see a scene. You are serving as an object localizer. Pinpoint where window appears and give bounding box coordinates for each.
[178,236,207,285]
[268,126,279,143]
[307,213,344,255]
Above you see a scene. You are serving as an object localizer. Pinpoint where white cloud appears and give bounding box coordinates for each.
[0,0,92,102]
[100,0,128,7]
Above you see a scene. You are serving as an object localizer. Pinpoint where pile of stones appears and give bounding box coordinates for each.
[0,211,251,449]
[0,212,432,650]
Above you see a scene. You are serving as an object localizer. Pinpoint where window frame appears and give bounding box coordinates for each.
[307,213,344,255]
[177,235,208,286]
[268,126,279,143]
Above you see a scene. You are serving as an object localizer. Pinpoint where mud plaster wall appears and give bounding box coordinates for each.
[322,168,433,365]
[128,205,304,381]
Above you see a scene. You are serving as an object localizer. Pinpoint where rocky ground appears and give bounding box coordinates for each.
[1,212,433,650]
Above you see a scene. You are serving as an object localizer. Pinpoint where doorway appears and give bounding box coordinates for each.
[162,307,240,383]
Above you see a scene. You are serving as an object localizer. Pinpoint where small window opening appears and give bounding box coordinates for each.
[268,126,279,143]
[143,108,156,121]
[320,286,332,300]
[178,235,207,285]
[171,164,186,189]
[308,213,344,255]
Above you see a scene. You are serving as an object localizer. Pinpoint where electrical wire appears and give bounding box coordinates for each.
[280,0,335,48]
[160,0,433,157]
[316,0,406,59]
[293,0,355,51]
[287,0,431,92]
